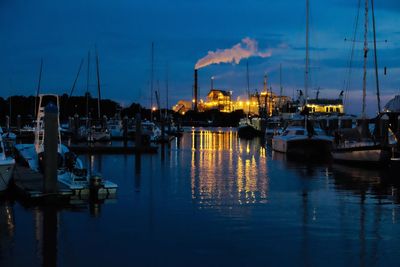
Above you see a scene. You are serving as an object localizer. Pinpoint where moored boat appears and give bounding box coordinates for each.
[0,127,15,192]
[272,119,333,158]
[14,94,117,197]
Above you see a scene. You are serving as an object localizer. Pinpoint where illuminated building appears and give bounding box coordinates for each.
[306,99,344,114]
[172,100,192,115]
[203,89,233,112]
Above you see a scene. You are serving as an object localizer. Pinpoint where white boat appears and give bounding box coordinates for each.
[0,127,15,192]
[14,94,117,197]
[331,122,395,164]
[142,120,162,142]
[265,117,283,138]
[272,120,333,158]
[331,140,388,163]
[107,118,123,138]
[87,125,111,142]
[271,0,333,158]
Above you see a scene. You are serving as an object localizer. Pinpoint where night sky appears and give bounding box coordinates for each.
[0,0,399,115]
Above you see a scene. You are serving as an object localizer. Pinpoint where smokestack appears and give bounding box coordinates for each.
[194,69,198,111]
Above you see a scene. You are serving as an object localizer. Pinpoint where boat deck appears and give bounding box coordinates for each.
[12,164,72,199]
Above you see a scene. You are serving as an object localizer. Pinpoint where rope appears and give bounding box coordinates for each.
[343,0,362,109]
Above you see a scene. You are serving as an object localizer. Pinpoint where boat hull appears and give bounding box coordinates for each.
[332,145,391,164]
[238,125,262,139]
[0,159,15,191]
[272,137,332,158]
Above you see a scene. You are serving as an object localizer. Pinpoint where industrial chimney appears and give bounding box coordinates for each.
[193,69,198,111]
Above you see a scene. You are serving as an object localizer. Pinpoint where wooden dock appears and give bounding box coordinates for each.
[12,165,72,200]
[68,144,158,154]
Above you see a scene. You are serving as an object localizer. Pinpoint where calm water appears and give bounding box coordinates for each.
[1,128,400,266]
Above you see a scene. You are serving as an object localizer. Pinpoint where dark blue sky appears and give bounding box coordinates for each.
[1,0,399,115]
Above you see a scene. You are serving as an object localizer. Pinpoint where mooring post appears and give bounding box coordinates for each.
[5,116,10,132]
[43,103,59,194]
[380,114,389,145]
[123,116,128,147]
[102,115,108,130]
[135,113,142,149]
[17,115,21,131]
[161,120,165,142]
[73,114,79,140]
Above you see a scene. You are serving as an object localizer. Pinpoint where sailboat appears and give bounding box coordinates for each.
[331,0,395,164]
[75,50,111,142]
[14,94,117,196]
[0,127,15,192]
[272,0,333,158]
[238,62,264,139]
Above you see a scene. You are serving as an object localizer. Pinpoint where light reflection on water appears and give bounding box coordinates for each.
[1,128,400,266]
[188,129,269,207]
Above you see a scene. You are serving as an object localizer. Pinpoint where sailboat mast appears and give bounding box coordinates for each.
[371,0,381,113]
[362,0,369,118]
[279,63,283,111]
[35,58,43,117]
[264,74,268,116]
[165,63,169,118]
[95,48,102,120]
[246,61,250,115]
[305,0,310,105]
[86,51,90,118]
[150,42,154,110]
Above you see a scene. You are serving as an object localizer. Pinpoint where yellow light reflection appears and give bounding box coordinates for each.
[190,129,269,208]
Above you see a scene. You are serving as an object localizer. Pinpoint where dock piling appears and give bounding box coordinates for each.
[17,115,21,131]
[135,113,142,148]
[5,115,10,131]
[43,103,59,194]
[123,116,128,147]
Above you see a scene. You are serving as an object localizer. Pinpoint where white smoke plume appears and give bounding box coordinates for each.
[195,37,271,69]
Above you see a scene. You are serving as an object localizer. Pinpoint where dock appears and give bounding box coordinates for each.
[68,144,158,154]
[12,165,72,200]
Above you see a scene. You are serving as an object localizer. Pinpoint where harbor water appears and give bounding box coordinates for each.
[1,128,400,266]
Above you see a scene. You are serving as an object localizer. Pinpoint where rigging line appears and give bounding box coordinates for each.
[86,50,91,118]
[35,58,43,117]
[69,58,84,98]
[343,0,362,108]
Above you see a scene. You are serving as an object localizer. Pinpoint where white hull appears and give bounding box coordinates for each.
[272,137,288,153]
[0,159,15,191]
[88,131,111,142]
[332,148,384,163]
